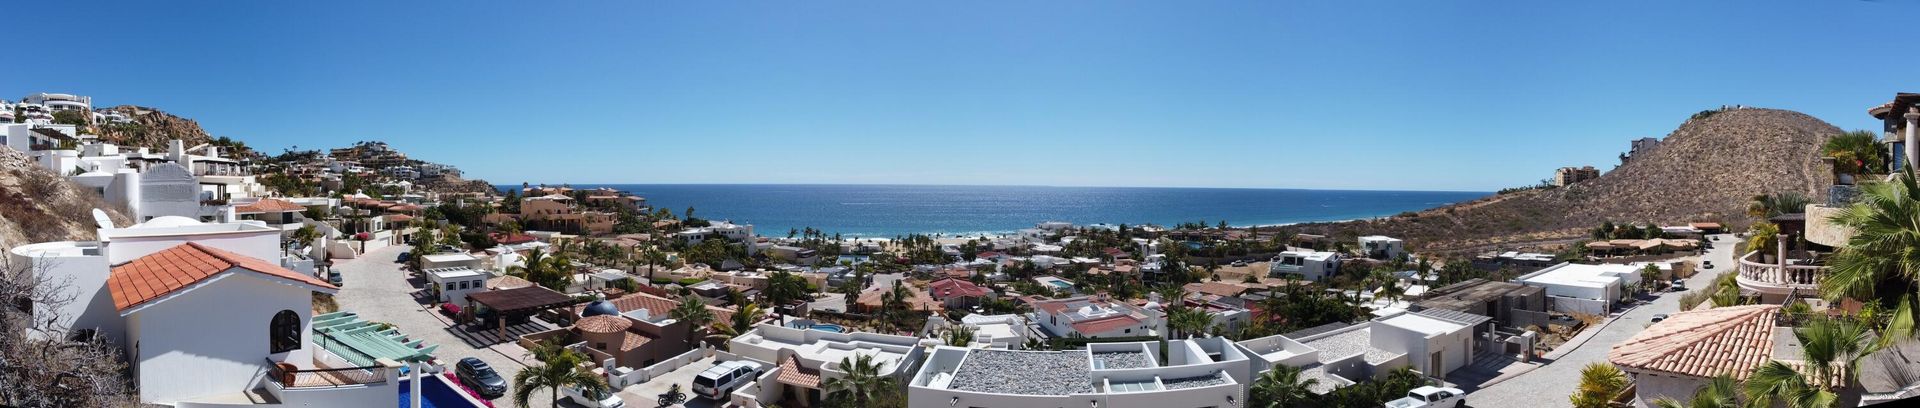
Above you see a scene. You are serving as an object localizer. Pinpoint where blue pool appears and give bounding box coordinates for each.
[1047,280,1073,289]
[397,376,488,408]
[809,324,845,333]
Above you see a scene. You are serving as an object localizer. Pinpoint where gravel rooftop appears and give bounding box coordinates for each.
[1162,374,1229,390]
[1092,351,1154,370]
[949,350,1094,396]
[1302,327,1402,365]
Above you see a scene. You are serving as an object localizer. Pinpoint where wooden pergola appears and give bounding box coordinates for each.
[466,286,575,342]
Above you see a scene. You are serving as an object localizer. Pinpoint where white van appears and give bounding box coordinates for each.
[692,361,765,400]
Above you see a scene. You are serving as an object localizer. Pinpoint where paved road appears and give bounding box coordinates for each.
[332,244,557,407]
[1469,234,1741,408]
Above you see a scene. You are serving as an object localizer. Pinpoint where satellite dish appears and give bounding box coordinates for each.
[91,209,115,230]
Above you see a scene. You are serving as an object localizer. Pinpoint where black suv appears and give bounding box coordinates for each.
[455,357,508,399]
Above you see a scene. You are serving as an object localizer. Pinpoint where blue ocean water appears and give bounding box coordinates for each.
[501,184,1487,238]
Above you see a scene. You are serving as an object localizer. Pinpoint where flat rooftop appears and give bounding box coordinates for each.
[1301,327,1401,365]
[948,350,1093,396]
[1379,313,1468,336]
[1518,263,1636,289]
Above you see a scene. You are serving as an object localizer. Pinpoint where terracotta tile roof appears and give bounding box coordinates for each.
[619,332,653,351]
[1609,304,1778,380]
[579,292,735,323]
[1184,282,1248,297]
[385,214,415,223]
[855,285,943,312]
[575,315,633,333]
[235,198,305,213]
[929,278,989,299]
[488,275,535,290]
[108,242,337,312]
[1071,315,1142,335]
[776,355,822,388]
[492,233,538,244]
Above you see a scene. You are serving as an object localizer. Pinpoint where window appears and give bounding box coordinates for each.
[270,310,300,353]
[596,342,607,350]
[446,282,456,292]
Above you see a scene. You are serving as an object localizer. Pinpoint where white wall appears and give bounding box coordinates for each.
[107,229,281,265]
[9,242,119,346]
[125,273,319,404]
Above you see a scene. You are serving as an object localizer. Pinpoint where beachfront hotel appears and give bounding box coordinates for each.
[908,337,1254,408]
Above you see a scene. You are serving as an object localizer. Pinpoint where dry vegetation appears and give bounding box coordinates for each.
[0,148,131,247]
[1278,108,1839,256]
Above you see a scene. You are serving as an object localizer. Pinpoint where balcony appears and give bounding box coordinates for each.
[264,358,392,389]
[1735,251,1827,299]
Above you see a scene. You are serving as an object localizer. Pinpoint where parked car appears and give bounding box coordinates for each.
[563,385,626,408]
[327,271,343,286]
[1670,280,1686,292]
[1702,260,1715,269]
[455,357,508,399]
[1385,386,1466,408]
[1230,260,1249,267]
[396,252,411,264]
[439,303,462,317]
[1651,313,1670,323]
[692,361,764,400]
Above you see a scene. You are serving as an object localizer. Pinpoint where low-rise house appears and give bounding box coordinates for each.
[726,324,929,408]
[425,267,489,303]
[957,313,1029,349]
[1237,309,1483,394]
[1608,305,1819,407]
[1029,296,1165,339]
[909,338,1253,408]
[421,252,483,270]
[928,277,990,310]
[1268,250,1342,281]
[1513,262,1642,314]
[523,293,737,372]
[1411,278,1549,330]
[1359,235,1405,260]
[855,283,944,314]
[1472,251,1560,273]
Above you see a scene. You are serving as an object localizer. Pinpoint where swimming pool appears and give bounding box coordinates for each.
[809,324,846,333]
[397,374,491,408]
[1047,280,1073,289]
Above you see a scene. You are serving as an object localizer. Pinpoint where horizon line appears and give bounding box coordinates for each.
[484,181,1494,194]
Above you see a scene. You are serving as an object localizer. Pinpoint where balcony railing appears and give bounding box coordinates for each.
[264,358,390,389]
[1736,251,1827,292]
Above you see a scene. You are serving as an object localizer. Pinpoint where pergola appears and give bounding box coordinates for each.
[312,311,438,365]
[466,286,575,342]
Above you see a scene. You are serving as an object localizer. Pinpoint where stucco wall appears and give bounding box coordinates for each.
[126,273,316,404]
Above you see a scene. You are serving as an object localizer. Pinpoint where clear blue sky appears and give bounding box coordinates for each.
[3,1,1913,191]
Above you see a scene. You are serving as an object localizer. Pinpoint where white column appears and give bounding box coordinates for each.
[1904,108,1919,171]
[409,361,423,408]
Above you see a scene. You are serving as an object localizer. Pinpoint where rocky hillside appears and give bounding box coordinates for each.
[0,148,132,248]
[1277,108,1839,255]
[92,105,214,150]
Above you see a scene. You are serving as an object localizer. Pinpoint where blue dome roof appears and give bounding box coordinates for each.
[581,300,619,317]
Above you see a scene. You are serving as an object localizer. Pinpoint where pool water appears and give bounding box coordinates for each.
[1047,280,1073,289]
[397,375,490,408]
[810,324,845,333]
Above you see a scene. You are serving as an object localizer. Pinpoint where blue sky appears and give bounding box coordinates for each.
[2,1,1912,191]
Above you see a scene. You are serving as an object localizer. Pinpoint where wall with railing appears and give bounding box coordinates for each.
[259,358,399,408]
[1736,251,1826,291]
[609,345,715,388]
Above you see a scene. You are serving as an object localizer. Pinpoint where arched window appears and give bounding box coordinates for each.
[270,310,300,353]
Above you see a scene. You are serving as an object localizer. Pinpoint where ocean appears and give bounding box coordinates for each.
[499,184,1487,238]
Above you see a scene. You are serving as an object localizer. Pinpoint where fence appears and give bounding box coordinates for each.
[265,358,389,389]
[611,345,715,388]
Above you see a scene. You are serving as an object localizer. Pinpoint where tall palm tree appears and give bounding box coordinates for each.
[1649,374,1741,408]
[1166,306,1213,339]
[1745,318,1872,408]
[670,295,715,349]
[512,340,607,408]
[1570,362,1628,408]
[821,354,900,407]
[1248,364,1318,408]
[707,302,765,347]
[1825,170,1920,342]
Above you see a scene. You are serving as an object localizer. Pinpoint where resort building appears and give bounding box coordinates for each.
[1512,262,1642,314]
[1359,235,1405,260]
[1029,296,1165,339]
[1553,166,1601,186]
[1237,309,1483,394]
[727,324,930,408]
[1268,250,1342,281]
[489,193,617,235]
[908,338,1253,408]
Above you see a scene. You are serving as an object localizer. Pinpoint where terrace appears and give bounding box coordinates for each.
[1736,250,1828,299]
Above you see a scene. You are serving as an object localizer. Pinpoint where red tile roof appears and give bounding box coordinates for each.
[579,292,735,324]
[929,278,989,300]
[776,355,822,388]
[1608,305,1778,380]
[492,233,538,245]
[108,243,337,312]
[1071,315,1142,335]
[235,198,305,213]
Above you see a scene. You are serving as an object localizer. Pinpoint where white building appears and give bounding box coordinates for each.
[23,92,92,111]
[1513,262,1643,314]
[725,324,930,408]
[1359,235,1405,260]
[1030,296,1165,339]
[1237,309,1484,394]
[1269,250,1342,281]
[678,221,755,245]
[8,215,407,407]
[909,338,1254,408]
[958,313,1029,350]
[424,267,489,303]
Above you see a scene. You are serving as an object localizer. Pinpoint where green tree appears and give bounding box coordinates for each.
[669,295,715,349]
[1824,130,1888,175]
[1745,318,1872,408]
[512,340,608,408]
[1650,374,1742,408]
[707,302,763,347]
[1570,362,1628,408]
[1248,364,1318,408]
[821,354,903,408]
[943,325,975,347]
[1824,171,1920,342]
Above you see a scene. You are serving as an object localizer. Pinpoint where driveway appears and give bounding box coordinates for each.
[1468,234,1741,408]
[332,244,555,406]
[623,355,727,408]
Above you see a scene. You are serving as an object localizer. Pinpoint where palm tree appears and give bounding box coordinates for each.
[1825,171,1920,342]
[1825,129,1888,176]
[707,302,764,346]
[820,354,900,407]
[641,247,667,282]
[670,295,714,349]
[1248,364,1317,408]
[1745,318,1872,408]
[512,340,607,408]
[1650,374,1741,408]
[1166,306,1213,339]
[1570,362,1628,408]
[943,325,975,347]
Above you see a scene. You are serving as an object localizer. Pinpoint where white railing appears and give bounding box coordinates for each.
[1736,251,1825,291]
[610,345,714,388]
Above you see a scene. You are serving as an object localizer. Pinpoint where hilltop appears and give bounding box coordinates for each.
[91,105,217,151]
[1275,108,1839,255]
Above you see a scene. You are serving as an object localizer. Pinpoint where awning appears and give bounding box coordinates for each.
[466,286,574,314]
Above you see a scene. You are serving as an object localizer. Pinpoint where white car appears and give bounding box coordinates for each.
[562,385,625,408]
[1385,385,1466,408]
[693,360,765,400]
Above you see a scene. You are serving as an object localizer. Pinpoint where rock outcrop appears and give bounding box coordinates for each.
[1277,108,1839,255]
[91,105,213,151]
[0,148,132,248]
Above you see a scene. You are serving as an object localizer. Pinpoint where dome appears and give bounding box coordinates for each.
[575,315,632,334]
[581,300,620,318]
[133,216,204,229]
